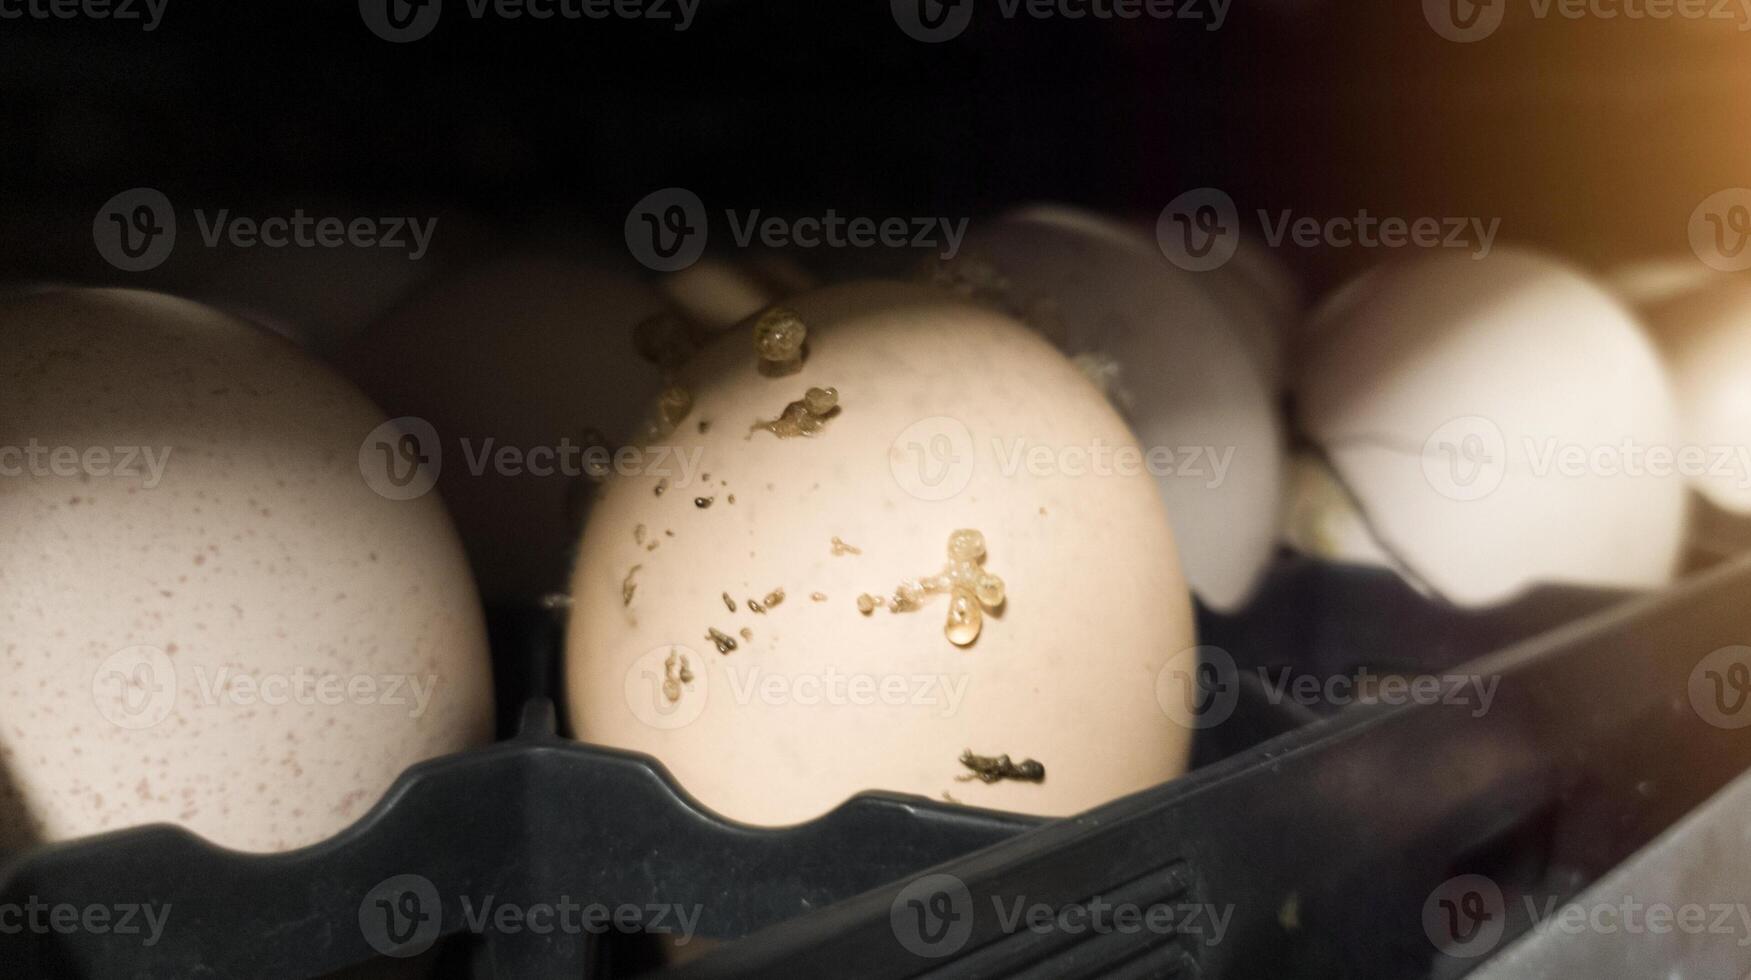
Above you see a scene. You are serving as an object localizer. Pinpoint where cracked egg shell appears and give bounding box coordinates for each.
[339,250,667,604]
[0,288,494,852]
[565,280,1194,825]
[1295,248,1686,607]
[949,205,1285,613]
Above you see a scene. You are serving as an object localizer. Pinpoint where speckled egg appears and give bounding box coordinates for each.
[0,288,493,852]
[566,281,1195,825]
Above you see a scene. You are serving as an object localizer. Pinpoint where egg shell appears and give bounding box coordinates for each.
[0,288,494,852]
[659,255,816,335]
[955,206,1285,613]
[1604,257,1735,310]
[339,250,667,604]
[1296,248,1687,607]
[566,281,1194,825]
[1639,282,1751,514]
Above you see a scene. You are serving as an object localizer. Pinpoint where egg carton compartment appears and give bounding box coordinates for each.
[5,553,1748,978]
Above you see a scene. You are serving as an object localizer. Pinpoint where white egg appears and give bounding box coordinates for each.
[1630,281,1751,514]
[659,255,817,334]
[1295,248,1687,607]
[339,249,668,604]
[944,205,1285,613]
[0,288,494,852]
[566,281,1195,825]
[1605,256,1735,309]
[1190,235,1299,391]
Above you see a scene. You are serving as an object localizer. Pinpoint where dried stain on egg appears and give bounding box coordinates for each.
[567,281,1195,826]
[857,529,1005,647]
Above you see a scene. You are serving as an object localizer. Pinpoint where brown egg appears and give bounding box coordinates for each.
[0,288,493,852]
[339,249,667,604]
[566,281,1194,825]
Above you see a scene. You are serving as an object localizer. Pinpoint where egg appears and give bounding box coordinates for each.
[194,237,434,354]
[1605,256,1734,309]
[565,281,1194,825]
[1631,281,1751,515]
[1294,248,1687,607]
[658,255,818,334]
[941,205,1285,613]
[1180,233,1299,391]
[0,288,493,852]
[338,249,668,604]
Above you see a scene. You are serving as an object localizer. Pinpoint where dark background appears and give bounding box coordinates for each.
[0,0,1743,296]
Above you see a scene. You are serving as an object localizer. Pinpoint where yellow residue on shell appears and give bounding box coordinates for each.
[751,386,839,439]
[661,649,694,704]
[753,306,807,376]
[621,565,642,607]
[868,529,1005,647]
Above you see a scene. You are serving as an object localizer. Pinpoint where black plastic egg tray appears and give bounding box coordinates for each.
[4,553,1749,979]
